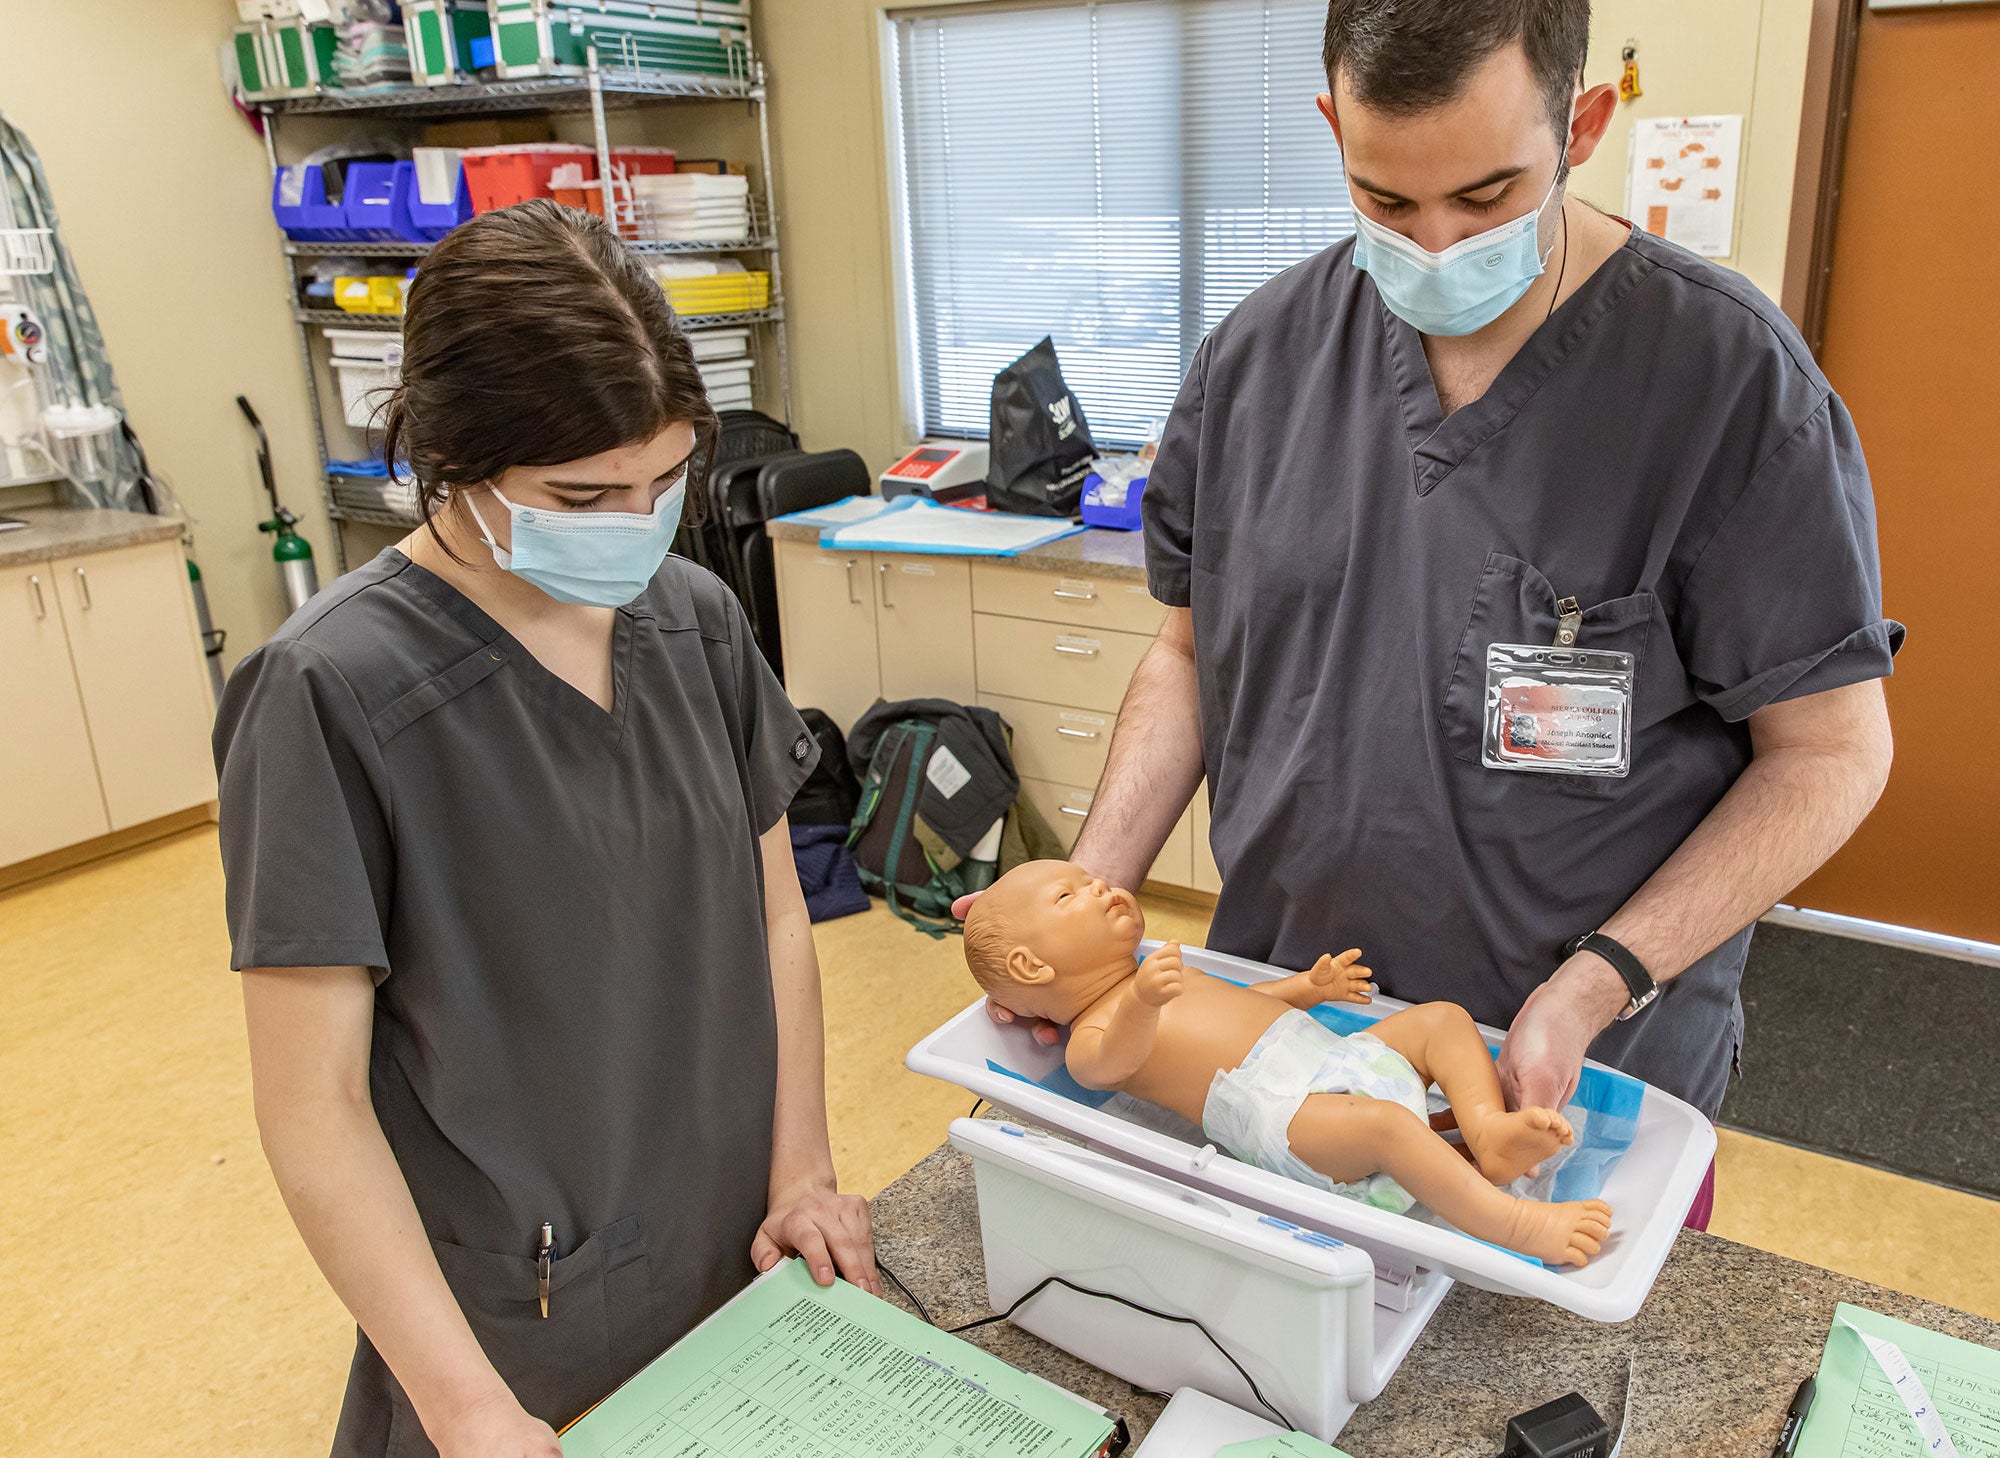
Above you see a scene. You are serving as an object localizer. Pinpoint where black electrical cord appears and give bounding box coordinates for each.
[947,1273,1298,1433]
[874,1258,934,1327]
[968,1097,987,1120]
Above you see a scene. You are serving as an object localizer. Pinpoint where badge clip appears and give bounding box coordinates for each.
[1555,597,1582,647]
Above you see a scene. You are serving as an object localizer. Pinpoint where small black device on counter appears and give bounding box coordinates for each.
[1497,1390,1612,1458]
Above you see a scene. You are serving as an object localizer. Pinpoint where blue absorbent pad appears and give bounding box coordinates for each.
[985,980,1644,1263]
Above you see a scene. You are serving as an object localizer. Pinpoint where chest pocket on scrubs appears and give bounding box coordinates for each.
[1439,552,1661,799]
[386,1216,657,1452]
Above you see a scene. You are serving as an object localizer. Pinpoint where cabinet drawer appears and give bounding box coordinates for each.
[972,561,1166,636]
[980,693,1112,787]
[974,613,1152,714]
[1019,777,1195,890]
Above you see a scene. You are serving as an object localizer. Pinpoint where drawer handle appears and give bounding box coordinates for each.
[1053,643,1099,658]
[878,561,894,609]
[75,566,92,610]
[28,573,46,620]
[844,558,861,606]
[1059,805,1091,819]
[1052,587,1097,602]
[1055,726,1100,740]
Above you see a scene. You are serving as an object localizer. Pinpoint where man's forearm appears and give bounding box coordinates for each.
[260,1093,508,1435]
[1570,683,1894,1019]
[1071,608,1205,889]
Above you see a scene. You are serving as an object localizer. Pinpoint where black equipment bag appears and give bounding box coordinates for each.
[984,336,1097,518]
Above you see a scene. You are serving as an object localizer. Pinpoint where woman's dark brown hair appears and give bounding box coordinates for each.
[380,198,715,547]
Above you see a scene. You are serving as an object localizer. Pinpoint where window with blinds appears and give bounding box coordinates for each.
[890,0,1353,446]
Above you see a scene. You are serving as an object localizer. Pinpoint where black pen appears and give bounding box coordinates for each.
[1770,1373,1815,1458]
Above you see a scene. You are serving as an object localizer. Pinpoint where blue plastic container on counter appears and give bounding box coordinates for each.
[270,163,352,241]
[1079,470,1148,531]
[392,159,472,242]
[339,161,405,243]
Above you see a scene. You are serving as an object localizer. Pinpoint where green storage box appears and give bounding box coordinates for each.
[232,19,339,98]
[405,0,492,87]
[487,0,750,82]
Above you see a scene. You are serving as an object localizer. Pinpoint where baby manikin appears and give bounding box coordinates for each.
[964,861,1614,1266]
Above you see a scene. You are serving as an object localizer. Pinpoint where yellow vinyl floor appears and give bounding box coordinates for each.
[4,826,1997,1455]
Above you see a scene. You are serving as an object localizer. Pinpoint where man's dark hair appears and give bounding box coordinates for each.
[1322,0,1590,138]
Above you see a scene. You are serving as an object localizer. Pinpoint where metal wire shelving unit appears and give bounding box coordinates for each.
[255,51,789,568]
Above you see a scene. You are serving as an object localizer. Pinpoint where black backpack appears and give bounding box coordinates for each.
[787,708,861,828]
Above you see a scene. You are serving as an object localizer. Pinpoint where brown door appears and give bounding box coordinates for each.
[1791,4,2000,942]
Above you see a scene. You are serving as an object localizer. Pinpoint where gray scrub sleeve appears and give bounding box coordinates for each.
[1143,335,1211,609]
[213,639,394,973]
[726,595,819,833]
[1674,394,1905,722]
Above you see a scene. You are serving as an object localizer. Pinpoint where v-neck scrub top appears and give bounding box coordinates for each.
[1145,228,1901,1119]
[213,550,818,1453]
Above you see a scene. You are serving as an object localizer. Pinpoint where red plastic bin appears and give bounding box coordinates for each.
[461,144,598,214]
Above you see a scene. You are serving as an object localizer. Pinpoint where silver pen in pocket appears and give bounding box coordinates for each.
[536,1222,554,1318]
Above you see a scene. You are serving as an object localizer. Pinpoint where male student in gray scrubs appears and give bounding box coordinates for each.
[1013,0,1901,1227]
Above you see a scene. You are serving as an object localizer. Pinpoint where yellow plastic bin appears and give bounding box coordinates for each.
[332,275,409,315]
[658,270,770,316]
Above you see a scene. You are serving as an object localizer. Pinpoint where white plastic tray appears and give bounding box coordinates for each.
[908,942,1716,1323]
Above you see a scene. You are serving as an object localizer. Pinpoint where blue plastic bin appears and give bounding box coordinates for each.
[340,161,405,243]
[392,159,472,242]
[1080,471,1147,531]
[270,163,351,241]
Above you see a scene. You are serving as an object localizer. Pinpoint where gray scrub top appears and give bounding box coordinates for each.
[1145,227,1901,1119]
[213,549,817,1454]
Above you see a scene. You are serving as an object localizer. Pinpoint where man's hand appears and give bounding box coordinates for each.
[431,1389,563,1458]
[1135,941,1187,1006]
[959,888,1067,1046]
[752,1177,879,1295]
[1496,952,1630,1115]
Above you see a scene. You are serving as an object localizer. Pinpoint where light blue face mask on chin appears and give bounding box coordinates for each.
[469,481,686,608]
[1351,165,1564,337]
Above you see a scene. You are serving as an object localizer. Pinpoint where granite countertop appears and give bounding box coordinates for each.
[871,1142,2000,1457]
[767,516,1152,583]
[0,505,184,569]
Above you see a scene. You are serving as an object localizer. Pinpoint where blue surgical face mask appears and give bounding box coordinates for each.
[468,480,686,608]
[1350,165,1565,337]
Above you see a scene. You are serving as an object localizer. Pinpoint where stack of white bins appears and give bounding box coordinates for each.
[325,328,403,429]
[631,172,752,242]
[690,327,753,411]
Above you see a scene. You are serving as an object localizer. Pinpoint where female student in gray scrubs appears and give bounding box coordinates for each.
[214,200,876,1458]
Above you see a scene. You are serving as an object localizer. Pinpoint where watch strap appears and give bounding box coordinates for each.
[1566,931,1659,1019]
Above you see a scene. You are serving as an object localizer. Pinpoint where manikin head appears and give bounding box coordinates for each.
[964,861,1148,1026]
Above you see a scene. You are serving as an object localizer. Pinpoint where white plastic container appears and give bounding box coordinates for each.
[324,328,403,429]
[951,1117,1449,1444]
[40,403,122,483]
[698,360,754,391]
[0,228,55,276]
[909,941,1716,1324]
[688,328,750,363]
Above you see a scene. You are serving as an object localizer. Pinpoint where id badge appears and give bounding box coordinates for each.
[1482,643,1635,777]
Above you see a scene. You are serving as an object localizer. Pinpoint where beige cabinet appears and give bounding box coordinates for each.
[1022,775,1193,889]
[52,543,217,830]
[874,554,975,704]
[1,537,216,872]
[972,614,1153,715]
[0,561,112,863]
[773,539,881,733]
[971,562,1167,637]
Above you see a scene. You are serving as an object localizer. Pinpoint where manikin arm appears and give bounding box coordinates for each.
[1249,949,1374,1010]
[1065,943,1186,1090]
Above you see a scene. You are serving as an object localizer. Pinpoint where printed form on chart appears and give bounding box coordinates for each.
[560,1260,1115,1458]
[1796,1303,2000,1458]
[1624,114,1743,259]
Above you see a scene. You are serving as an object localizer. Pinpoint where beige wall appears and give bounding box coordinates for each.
[759,0,1818,478]
[2,0,331,669]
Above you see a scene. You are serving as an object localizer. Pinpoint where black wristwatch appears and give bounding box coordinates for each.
[1565,931,1659,1021]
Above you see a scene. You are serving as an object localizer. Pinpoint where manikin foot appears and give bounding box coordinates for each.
[1506,1197,1614,1267]
[1467,1106,1574,1186]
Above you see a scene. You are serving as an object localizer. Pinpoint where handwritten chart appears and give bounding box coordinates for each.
[561,1260,1114,1458]
[1799,1303,2000,1458]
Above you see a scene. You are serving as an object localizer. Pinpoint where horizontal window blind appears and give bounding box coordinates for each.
[892,0,1352,446]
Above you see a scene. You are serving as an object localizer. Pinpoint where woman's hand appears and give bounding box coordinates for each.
[431,1389,563,1458]
[752,1177,880,1295]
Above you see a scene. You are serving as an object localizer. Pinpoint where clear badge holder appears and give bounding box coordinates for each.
[1482,596,1635,778]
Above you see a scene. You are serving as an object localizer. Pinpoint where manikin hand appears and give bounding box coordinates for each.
[1135,941,1186,1006]
[1307,948,1375,1004]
